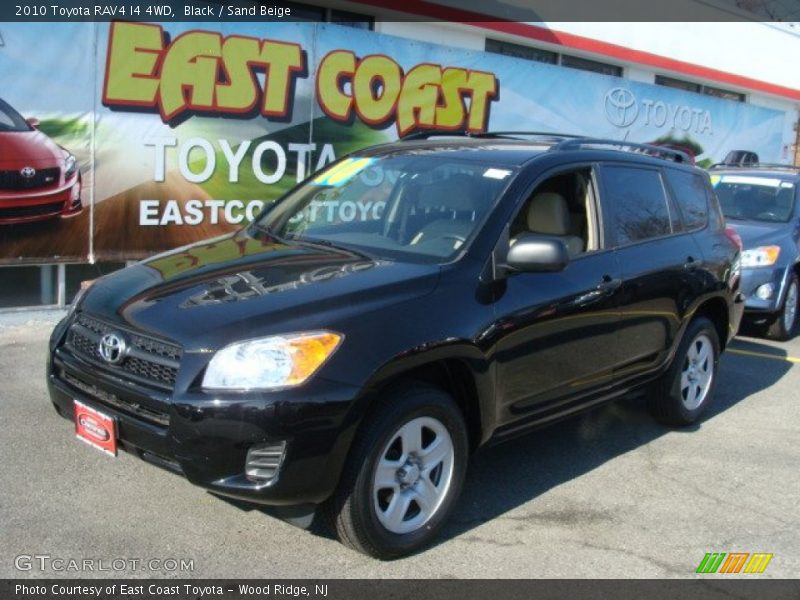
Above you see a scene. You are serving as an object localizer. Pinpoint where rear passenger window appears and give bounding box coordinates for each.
[601,166,672,246]
[665,169,708,230]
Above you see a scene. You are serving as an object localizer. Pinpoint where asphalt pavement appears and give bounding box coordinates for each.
[0,310,797,578]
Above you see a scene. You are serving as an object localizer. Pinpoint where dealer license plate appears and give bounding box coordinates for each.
[74,400,117,457]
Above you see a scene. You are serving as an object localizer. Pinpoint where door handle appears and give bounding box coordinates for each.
[684,256,698,270]
[597,275,622,292]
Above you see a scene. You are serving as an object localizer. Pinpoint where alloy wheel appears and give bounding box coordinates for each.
[680,333,714,410]
[372,416,455,535]
[783,281,798,333]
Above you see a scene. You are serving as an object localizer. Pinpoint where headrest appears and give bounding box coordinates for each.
[418,174,481,212]
[527,192,571,235]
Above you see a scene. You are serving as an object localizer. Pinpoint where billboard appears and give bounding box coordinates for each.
[0,21,792,264]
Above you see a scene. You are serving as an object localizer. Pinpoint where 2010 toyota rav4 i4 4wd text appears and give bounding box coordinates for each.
[48,133,743,558]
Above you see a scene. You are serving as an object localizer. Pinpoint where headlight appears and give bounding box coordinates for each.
[64,154,78,179]
[740,246,781,268]
[202,331,342,391]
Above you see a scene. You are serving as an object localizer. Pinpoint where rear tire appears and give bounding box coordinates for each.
[767,274,799,341]
[649,317,720,427]
[325,382,468,559]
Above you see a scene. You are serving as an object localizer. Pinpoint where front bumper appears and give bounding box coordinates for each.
[47,328,361,506]
[0,176,82,224]
[739,266,789,315]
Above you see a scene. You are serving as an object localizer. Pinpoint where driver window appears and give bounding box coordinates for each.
[510,168,597,257]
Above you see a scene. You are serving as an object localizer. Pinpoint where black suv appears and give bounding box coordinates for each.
[709,163,800,340]
[48,134,743,558]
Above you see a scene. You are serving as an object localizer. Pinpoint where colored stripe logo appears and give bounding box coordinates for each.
[696,552,773,574]
[312,157,376,187]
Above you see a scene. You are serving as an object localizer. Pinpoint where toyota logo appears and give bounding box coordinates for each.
[20,166,36,179]
[604,87,638,128]
[98,332,127,364]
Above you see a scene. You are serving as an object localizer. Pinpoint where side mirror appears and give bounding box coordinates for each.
[505,234,569,273]
[26,117,40,129]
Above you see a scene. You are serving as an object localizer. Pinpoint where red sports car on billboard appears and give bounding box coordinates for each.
[0,98,82,224]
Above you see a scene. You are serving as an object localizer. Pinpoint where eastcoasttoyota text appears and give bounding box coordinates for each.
[48,133,742,558]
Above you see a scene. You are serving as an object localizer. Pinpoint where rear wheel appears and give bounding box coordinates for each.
[767,274,799,341]
[649,317,720,427]
[325,382,468,559]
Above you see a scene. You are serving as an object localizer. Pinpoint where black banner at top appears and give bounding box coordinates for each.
[0,0,793,22]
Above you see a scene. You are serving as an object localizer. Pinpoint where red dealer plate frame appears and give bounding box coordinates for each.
[74,400,117,457]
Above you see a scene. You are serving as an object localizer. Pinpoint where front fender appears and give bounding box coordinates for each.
[774,262,798,308]
[345,340,496,447]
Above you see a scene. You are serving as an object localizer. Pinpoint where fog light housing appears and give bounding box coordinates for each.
[755,283,775,300]
[245,441,286,484]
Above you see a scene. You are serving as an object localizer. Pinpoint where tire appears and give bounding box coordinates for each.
[767,274,799,341]
[324,382,468,559]
[649,317,720,427]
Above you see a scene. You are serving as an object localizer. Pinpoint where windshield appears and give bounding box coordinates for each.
[713,174,796,223]
[251,154,515,262]
[0,99,32,133]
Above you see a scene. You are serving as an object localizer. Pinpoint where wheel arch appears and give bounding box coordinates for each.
[791,261,800,287]
[691,295,731,351]
[350,346,495,453]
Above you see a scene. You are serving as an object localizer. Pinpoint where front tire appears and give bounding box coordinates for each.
[325,382,468,559]
[649,317,720,427]
[767,274,799,341]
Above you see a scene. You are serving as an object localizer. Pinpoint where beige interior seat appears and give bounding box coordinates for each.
[525,192,584,257]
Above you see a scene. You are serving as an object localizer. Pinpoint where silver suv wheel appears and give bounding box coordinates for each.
[680,333,715,410]
[372,416,455,535]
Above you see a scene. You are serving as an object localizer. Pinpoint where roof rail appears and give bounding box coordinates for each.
[475,130,583,140]
[399,130,582,141]
[709,162,800,172]
[400,130,472,141]
[552,138,690,163]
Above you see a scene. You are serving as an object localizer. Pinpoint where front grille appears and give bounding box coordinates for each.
[125,356,180,384]
[65,313,181,390]
[0,201,63,219]
[62,371,170,426]
[0,167,60,190]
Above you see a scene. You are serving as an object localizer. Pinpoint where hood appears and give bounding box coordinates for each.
[79,231,441,350]
[0,129,66,165]
[727,220,794,250]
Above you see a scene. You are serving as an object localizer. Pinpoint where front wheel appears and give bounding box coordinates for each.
[649,317,720,427]
[767,274,799,341]
[325,382,468,559]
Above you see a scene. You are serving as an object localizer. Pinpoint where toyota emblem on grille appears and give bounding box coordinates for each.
[99,332,127,364]
[20,166,36,179]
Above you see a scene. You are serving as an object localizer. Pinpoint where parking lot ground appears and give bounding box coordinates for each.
[1,311,798,578]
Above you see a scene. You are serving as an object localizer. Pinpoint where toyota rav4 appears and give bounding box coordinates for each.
[710,163,800,340]
[48,134,743,558]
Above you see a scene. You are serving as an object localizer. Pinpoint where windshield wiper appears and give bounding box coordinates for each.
[249,221,284,240]
[289,235,374,261]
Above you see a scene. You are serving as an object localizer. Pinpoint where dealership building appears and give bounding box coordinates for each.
[1,0,799,308]
[367,0,800,161]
